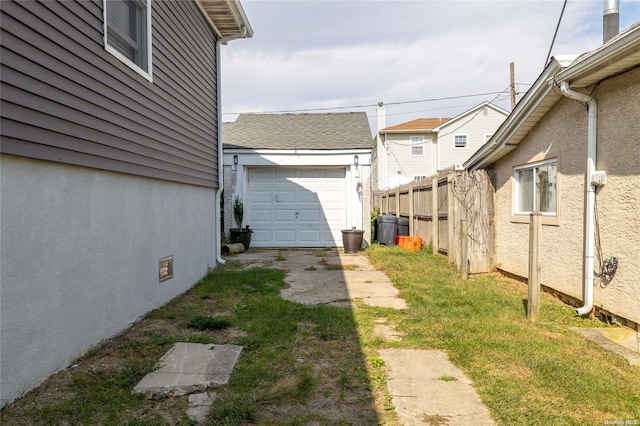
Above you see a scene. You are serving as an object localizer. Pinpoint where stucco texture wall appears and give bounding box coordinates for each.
[0,156,217,403]
[490,66,640,325]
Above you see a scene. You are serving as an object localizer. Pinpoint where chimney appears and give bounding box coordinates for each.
[376,102,385,132]
[603,0,619,43]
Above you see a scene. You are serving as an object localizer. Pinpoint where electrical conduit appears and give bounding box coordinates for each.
[559,81,597,316]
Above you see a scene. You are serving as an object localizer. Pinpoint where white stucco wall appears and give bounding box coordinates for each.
[490,67,640,325]
[0,155,217,403]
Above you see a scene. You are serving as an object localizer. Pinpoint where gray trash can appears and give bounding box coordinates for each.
[377,214,398,246]
[397,216,409,237]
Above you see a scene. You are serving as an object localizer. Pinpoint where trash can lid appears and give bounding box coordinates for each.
[379,214,398,223]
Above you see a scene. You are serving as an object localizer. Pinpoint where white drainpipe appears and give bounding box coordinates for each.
[559,81,597,316]
[215,26,248,264]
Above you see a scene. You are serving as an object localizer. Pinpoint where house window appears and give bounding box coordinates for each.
[410,136,424,156]
[514,159,557,215]
[454,134,467,148]
[104,0,152,79]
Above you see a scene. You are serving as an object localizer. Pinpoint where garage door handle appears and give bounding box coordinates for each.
[295,212,299,218]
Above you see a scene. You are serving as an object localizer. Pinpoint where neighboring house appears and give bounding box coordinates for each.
[0,0,252,404]
[372,102,508,189]
[465,24,640,329]
[222,113,372,247]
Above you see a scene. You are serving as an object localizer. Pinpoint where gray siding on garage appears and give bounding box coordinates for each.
[0,0,219,187]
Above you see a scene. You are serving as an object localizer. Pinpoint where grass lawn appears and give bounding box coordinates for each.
[365,245,640,425]
[2,246,639,425]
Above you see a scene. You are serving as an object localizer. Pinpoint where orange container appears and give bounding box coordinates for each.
[396,235,409,249]
[405,237,423,252]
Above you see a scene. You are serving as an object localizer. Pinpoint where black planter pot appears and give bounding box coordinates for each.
[230,228,253,250]
[342,229,364,253]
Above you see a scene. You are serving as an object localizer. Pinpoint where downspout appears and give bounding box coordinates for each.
[559,81,597,316]
[215,26,248,264]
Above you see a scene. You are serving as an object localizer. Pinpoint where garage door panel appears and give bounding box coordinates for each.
[251,191,271,203]
[252,229,271,243]
[299,229,320,242]
[299,191,320,203]
[275,191,294,203]
[275,229,295,243]
[249,168,346,247]
[275,210,296,222]
[324,169,346,179]
[298,210,320,222]
[275,171,295,182]
[299,170,321,179]
[251,170,272,183]
[251,209,271,223]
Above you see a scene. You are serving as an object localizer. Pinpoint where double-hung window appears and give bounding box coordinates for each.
[104,0,152,79]
[410,136,425,156]
[454,134,467,148]
[514,159,557,215]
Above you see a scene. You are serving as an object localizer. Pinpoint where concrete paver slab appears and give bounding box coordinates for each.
[379,349,496,426]
[281,269,407,309]
[570,327,640,366]
[133,343,242,398]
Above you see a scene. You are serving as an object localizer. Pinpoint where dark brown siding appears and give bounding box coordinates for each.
[0,0,219,187]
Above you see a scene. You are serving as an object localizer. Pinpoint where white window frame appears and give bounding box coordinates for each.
[410,135,425,156]
[104,0,153,81]
[454,134,468,149]
[513,158,558,217]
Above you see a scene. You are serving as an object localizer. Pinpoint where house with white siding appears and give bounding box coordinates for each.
[372,102,508,189]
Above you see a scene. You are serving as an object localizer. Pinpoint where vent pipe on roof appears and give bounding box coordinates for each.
[603,0,619,43]
[376,102,385,132]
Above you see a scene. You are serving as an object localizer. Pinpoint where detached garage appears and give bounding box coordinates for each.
[222,113,373,248]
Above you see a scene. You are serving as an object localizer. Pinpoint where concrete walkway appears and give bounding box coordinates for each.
[234,248,496,425]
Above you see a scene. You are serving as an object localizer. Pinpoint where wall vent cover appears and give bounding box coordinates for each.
[159,256,173,282]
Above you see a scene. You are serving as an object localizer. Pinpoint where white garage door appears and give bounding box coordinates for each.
[249,168,347,247]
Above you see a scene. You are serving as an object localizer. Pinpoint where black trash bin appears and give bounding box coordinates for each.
[377,214,398,246]
[397,216,409,237]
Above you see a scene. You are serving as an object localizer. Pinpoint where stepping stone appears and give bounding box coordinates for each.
[133,343,242,398]
[379,349,496,426]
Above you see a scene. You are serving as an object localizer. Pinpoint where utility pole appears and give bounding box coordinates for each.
[510,62,516,111]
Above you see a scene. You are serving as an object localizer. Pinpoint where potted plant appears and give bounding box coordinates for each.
[229,196,252,249]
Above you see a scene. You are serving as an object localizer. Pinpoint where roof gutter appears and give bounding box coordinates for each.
[559,81,597,316]
[214,26,249,265]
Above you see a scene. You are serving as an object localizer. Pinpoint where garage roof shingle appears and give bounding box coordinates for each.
[223,112,373,150]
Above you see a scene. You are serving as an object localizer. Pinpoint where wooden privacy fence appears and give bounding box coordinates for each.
[372,169,495,274]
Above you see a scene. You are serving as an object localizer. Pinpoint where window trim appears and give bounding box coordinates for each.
[510,155,561,226]
[409,135,425,156]
[103,0,153,82]
[454,134,468,149]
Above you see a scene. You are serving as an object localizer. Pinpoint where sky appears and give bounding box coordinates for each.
[220,0,640,134]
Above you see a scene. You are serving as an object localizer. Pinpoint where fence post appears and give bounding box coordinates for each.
[395,186,400,216]
[460,219,468,280]
[528,212,542,322]
[432,176,439,253]
[408,185,414,235]
[447,173,455,263]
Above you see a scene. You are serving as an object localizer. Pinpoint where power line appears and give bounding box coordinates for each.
[544,0,568,68]
[222,90,507,115]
